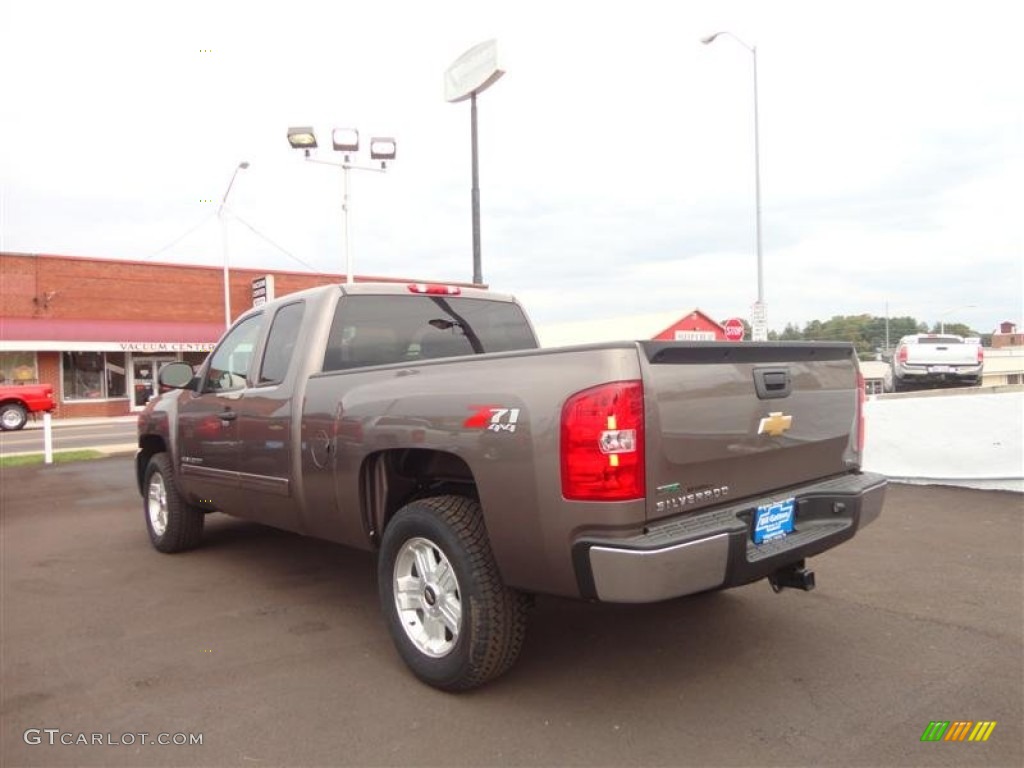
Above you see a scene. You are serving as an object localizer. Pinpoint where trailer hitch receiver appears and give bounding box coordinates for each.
[769,560,816,593]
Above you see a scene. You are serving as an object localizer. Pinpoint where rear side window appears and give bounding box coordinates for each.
[258,302,305,384]
[323,295,536,372]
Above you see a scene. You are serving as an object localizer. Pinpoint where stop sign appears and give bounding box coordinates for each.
[723,318,745,342]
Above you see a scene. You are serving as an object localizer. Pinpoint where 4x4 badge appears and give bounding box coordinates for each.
[758,411,793,437]
[464,405,521,433]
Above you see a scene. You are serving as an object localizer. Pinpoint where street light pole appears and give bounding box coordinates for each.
[939,304,977,334]
[702,31,766,339]
[218,161,249,328]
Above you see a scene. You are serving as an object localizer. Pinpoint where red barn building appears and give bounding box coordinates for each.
[652,309,729,342]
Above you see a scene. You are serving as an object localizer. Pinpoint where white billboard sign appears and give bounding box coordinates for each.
[445,39,504,103]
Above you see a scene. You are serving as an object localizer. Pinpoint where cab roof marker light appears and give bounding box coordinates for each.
[408,284,461,296]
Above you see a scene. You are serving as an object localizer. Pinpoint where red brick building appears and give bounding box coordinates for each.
[0,252,438,419]
[992,321,1023,348]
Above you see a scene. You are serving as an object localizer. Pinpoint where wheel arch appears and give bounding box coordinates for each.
[136,434,168,494]
[359,448,479,547]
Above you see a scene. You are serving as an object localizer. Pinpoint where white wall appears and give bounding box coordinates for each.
[862,388,1024,492]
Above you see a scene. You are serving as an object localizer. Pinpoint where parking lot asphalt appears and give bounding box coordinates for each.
[1,457,1021,768]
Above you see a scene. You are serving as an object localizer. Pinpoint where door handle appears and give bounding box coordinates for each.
[218,410,238,422]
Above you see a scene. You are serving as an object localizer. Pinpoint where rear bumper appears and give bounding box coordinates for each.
[896,364,982,384]
[573,472,887,603]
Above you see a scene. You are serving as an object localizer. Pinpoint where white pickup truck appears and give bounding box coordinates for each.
[887,333,984,391]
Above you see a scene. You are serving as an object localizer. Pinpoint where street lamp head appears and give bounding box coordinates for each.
[287,127,318,150]
[700,30,754,52]
[370,137,397,168]
[332,128,360,154]
[238,161,250,170]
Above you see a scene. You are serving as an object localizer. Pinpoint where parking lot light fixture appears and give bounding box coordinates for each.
[288,125,395,284]
[369,137,397,168]
[332,128,360,156]
[287,127,318,155]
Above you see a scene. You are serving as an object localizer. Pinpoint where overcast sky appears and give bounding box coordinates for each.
[1,0,1020,337]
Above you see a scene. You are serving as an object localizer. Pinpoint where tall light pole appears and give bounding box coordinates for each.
[939,304,977,334]
[445,39,505,285]
[702,31,766,340]
[287,127,395,284]
[218,161,249,328]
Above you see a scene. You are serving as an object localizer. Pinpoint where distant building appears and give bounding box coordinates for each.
[652,310,729,342]
[992,321,1023,349]
[0,251,450,419]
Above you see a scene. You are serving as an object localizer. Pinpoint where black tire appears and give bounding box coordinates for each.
[0,402,28,431]
[377,495,529,691]
[143,453,204,553]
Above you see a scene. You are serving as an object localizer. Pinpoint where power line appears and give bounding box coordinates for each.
[228,211,333,277]
[144,212,216,260]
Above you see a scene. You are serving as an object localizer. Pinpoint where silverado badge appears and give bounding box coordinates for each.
[758,411,793,437]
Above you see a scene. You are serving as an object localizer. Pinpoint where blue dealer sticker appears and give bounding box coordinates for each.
[753,498,795,544]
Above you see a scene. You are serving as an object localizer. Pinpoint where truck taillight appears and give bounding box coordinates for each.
[561,381,645,501]
[856,371,866,454]
[897,345,908,363]
[408,283,461,296]
[977,346,984,363]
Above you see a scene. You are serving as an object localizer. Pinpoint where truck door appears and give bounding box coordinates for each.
[234,300,306,531]
[176,313,263,515]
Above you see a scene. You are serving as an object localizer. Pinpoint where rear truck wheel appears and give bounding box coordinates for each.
[0,403,28,431]
[377,495,529,691]
[143,453,204,553]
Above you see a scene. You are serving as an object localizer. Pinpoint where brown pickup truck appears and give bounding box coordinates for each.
[137,282,886,690]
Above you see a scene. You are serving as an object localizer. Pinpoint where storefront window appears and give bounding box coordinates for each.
[61,352,127,400]
[0,352,38,384]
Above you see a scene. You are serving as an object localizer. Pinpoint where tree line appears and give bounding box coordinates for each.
[761,315,986,360]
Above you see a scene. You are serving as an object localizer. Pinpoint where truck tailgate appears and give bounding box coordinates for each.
[904,340,978,366]
[639,342,860,523]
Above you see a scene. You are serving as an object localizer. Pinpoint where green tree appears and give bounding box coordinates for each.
[779,323,803,341]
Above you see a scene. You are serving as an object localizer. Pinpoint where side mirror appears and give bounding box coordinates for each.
[159,361,196,390]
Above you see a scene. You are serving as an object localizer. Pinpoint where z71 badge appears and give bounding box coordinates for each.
[464,405,521,434]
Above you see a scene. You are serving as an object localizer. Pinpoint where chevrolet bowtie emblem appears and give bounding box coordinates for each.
[758,411,793,437]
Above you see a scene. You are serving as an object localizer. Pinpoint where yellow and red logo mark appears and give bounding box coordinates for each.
[920,721,996,742]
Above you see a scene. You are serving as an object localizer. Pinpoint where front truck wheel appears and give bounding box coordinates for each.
[0,403,28,431]
[143,453,204,553]
[377,495,529,691]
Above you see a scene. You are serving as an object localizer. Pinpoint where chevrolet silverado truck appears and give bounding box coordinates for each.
[887,333,984,391]
[0,383,56,431]
[136,282,886,690]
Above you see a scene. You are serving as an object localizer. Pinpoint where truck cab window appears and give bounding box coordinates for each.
[204,314,263,392]
[323,295,536,372]
[258,302,305,385]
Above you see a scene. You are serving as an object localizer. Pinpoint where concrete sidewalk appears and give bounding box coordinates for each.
[22,415,138,430]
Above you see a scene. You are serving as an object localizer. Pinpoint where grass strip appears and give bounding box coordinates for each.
[0,450,106,468]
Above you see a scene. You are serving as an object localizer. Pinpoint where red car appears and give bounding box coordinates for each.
[0,383,56,431]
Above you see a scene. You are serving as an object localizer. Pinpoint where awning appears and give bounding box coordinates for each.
[1,317,225,352]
